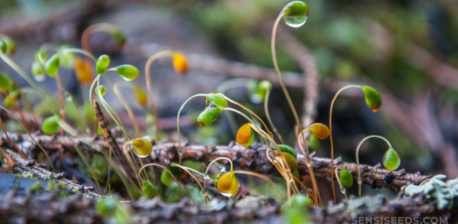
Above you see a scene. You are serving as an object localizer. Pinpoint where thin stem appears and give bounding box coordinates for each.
[145,50,174,141]
[89,75,101,107]
[355,134,392,198]
[0,116,26,158]
[55,74,65,136]
[205,157,234,174]
[264,89,285,144]
[224,96,273,139]
[138,163,186,199]
[297,127,321,206]
[171,163,211,202]
[328,84,361,203]
[176,93,208,163]
[233,170,285,202]
[81,23,117,54]
[113,82,141,136]
[62,48,96,62]
[334,167,348,200]
[271,14,302,133]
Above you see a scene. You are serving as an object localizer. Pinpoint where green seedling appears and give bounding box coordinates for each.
[335,167,353,200]
[41,115,61,135]
[355,135,400,197]
[271,1,309,134]
[328,84,382,203]
[138,163,185,199]
[145,50,188,141]
[142,180,158,199]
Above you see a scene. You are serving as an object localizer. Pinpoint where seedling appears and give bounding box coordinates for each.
[335,167,353,200]
[328,84,382,203]
[145,50,188,141]
[354,134,400,197]
[297,123,330,206]
[271,1,309,133]
[138,163,186,199]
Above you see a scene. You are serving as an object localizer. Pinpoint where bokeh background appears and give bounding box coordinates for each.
[0,0,457,196]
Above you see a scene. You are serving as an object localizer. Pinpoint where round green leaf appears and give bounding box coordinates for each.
[114,64,139,81]
[383,148,400,171]
[42,115,61,135]
[339,168,353,188]
[361,85,382,112]
[44,54,60,76]
[3,96,14,108]
[160,169,173,186]
[278,144,297,158]
[282,1,309,28]
[96,54,110,74]
[290,194,313,208]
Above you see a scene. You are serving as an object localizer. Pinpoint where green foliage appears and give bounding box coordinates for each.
[278,144,297,158]
[197,106,223,127]
[96,54,110,74]
[113,64,139,81]
[205,91,227,107]
[282,194,311,224]
[95,85,106,96]
[382,148,400,171]
[0,40,7,54]
[402,175,458,209]
[339,168,353,188]
[142,180,158,198]
[44,54,60,76]
[361,85,382,112]
[0,73,10,91]
[96,196,131,224]
[41,115,60,135]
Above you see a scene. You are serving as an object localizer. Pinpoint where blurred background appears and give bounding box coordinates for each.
[0,0,456,190]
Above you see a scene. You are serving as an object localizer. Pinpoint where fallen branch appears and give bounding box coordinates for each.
[1,133,431,190]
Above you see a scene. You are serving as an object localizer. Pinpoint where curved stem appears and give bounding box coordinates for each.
[81,23,119,55]
[171,163,211,202]
[328,84,361,203]
[145,50,174,141]
[176,93,208,163]
[355,134,392,198]
[334,167,348,200]
[233,170,285,202]
[0,116,26,158]
[264,89,285,144]
[61,48,96,62]
[271,14,302,133]
[205,157,234,174]
[224,96,273,138]
[113,82,141,136]
[138,163,186,199]
[89,74,101,107]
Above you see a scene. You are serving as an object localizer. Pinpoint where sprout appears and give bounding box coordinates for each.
[35,49,47,63]
[172,53,188,75]
[236,123,254,148]
[355,135,399,197]
[96,54,110,74]
[42,115,61,135]
[132,137,153,158]
[141,180,158,198]
[383,148,401,171]
[31,61,45,81]
[216,171,239,197]
[205,91,228,107]
[95,85,106,96]
[44,54,60,76]
[113,64,139,81]
[0,73,10,91]
[328,84,383,202]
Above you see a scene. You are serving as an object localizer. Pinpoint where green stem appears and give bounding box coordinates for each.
[328,84,361,203]
[271,13,302,133]
[264,89,285,144]
[176,93,208,163]
[355,134,392,198]
[113,82,141,137]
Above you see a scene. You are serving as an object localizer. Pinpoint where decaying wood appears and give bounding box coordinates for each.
[5,150,101,199]
[0,132,431,191]
[0,189,454,224]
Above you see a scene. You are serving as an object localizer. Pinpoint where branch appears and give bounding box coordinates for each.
[1,133,431,190]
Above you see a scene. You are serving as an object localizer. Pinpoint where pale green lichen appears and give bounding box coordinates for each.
[402,175,458,209]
